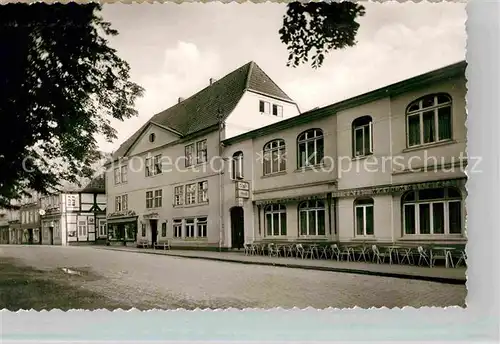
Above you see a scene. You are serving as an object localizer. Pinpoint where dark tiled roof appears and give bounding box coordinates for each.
[111,61,295,161]
[80,174,105,193]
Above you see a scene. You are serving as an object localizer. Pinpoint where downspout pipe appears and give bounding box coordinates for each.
[218,111,225,252]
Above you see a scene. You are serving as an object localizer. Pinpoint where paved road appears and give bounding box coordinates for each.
[0,245,466,309]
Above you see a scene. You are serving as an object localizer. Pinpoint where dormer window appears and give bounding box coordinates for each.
[149,133,156,143]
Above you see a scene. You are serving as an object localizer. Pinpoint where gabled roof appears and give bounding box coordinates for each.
[80,174,105,194]
[111,61,295,162]
[223,60,467,145]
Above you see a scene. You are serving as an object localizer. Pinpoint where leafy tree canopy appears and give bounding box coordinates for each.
[280,1,366,68]
[0,3,143,208]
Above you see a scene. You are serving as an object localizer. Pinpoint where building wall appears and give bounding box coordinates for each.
[224,91,300,140]
[107,129,225,247]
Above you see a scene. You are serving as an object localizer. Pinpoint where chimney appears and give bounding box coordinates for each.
[209,78,217,85]
[178,97,185,104]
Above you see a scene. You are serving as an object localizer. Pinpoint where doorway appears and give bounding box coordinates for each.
[150,220,158,246]
[230,207,244,249]
[49,227,54,245]
[27,229,33,244]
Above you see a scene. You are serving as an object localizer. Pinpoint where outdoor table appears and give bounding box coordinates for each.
[432,247,456,268]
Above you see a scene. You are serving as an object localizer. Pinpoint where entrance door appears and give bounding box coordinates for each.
[27,229,33,244]
[230,207,244,249]
[49,227,54,245]
[150,220,158,246]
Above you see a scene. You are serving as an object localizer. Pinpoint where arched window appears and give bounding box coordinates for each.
[354,198,374,236]
[402,187,462,235]
[406,93,452,147]
[231,151,243,180]
[263,139,286,175]
[297,129,324,168]
[352,116,373,157]
[264,204,286,236]
[298,200,326,236]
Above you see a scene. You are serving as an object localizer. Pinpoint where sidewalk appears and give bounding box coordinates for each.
[95,246,466,285]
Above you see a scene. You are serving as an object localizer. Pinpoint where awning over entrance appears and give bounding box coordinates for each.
[254,193,329,206]
[331,178,466,198]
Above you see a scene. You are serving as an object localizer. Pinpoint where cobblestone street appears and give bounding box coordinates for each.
[0,245,466,309]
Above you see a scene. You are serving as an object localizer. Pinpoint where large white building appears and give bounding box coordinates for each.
[106,60,467,250]
[104,61,300,248]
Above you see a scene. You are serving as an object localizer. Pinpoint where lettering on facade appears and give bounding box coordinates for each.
[331,179,465,198]
[107,210,136,218]
[235,181,250,191]
[255,193,327,206]
[236,190,250,199]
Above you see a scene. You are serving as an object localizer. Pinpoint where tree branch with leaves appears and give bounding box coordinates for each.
[0,3,144,208]
[280,1,366,68]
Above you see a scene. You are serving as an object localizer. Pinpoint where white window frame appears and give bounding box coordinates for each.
[185,184,196,205]
[114,167,121,185]
[272,104,283,117]
[98,219,107,237]
[353,117,373,157]
[173,219,183,238]
[185,144,194,167]
[354,199,374,237]
[263,139,286,175]
[198,181,208,203]
[196,140,208,164]
[67,195,76,207]
[196,217,207,238]
[146,191,154,209]
[264,204,287,236]
[298,200,326,236]
[153,154,162,175]
[297,129,324,168]
[185,218,195,238]
[402,188,462,236]
[174,186,184,206]
[231,152,244,180]
[154,189,162,208]
[406,94,453,148]
[77,219,87,238]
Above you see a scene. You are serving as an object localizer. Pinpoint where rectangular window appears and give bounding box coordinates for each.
[99,220,107,237]
[185,219,195,237]
[141,223,146,237]
[263,101,270,114]
[299,211,307,235]
[145,158,152,177]
[121,165,128,183]
[266,213,272,236]
[196,140,207,164]
[185,144,194,167]
[154,189,162,208]
[317,209,326,236]
[154,155,162,175]
[121,194,128,211]
[198,181,208,203]
[114,168,121,185]
[78,220,87,237]
[173,219,182,238]
[408,114,421,147]
[432,202,445,234]
[404,204,416,235]
[67,195,76,207]
[115,196,122,212]
[422,111,435,144]
[419,203,431,234]
[438,107,452,141]
[272,104,283,117]
[174,186,184,206]
[232,154,243,179]
[161,222,167,237]
[355,206,364,235]
[197,217,207,238]
[448,201,462,234]
[146,191,154,209]
[185,184,196,205]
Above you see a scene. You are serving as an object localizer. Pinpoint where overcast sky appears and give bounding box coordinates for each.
[97,2,466,153]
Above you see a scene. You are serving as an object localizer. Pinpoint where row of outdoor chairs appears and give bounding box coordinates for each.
[243,242,466,269]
